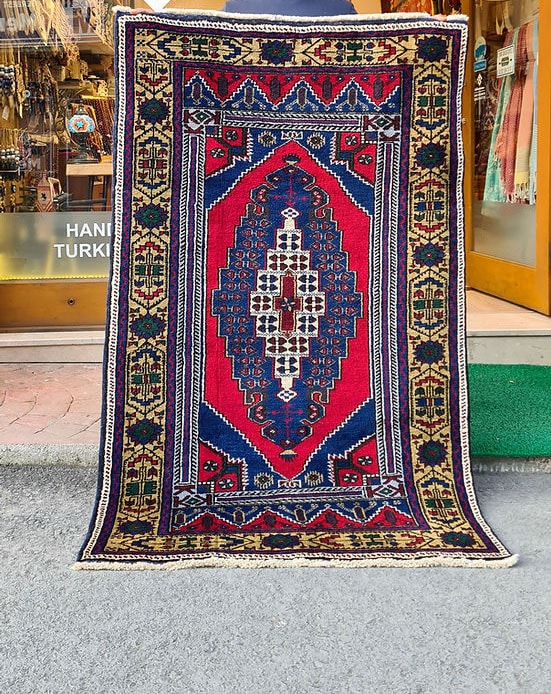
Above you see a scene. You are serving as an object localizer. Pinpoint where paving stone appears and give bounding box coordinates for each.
[0,364,102,445]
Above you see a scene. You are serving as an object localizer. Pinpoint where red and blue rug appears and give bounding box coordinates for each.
[78,9,515,567]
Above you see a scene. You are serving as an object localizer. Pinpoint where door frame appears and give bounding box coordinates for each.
[464,0,550,315]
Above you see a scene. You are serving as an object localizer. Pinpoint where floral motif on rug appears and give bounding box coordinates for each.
[78,10,515,567]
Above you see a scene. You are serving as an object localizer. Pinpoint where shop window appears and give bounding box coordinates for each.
[473,0,539,266]
[0,0,127,282]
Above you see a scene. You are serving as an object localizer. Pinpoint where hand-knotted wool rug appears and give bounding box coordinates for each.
[77,9,516,568]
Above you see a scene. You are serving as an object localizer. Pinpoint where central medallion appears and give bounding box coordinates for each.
[211,155,363,461]
[249,206,326,406]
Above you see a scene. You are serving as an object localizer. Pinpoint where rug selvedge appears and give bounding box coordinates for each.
[78,11,515,566]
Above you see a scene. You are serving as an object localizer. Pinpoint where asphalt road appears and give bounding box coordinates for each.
[0,466,549,694]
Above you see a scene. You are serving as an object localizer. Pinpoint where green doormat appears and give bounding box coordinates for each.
[468,364,551,457]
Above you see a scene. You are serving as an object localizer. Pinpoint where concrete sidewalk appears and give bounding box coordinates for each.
[0,466,549,693]
[0,364,102,445]
[1,364,550,691]
[0,363,101,468]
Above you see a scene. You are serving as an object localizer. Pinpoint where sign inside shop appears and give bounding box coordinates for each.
[0,14,36,35]
[0,212,112,280]
[53,220,111,259]
[496,45,515,78]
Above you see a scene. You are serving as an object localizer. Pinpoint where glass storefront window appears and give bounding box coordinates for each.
[0,0,127,280]
[473,0,539,266]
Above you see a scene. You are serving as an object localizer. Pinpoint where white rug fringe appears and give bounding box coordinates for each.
[74,553,518,571]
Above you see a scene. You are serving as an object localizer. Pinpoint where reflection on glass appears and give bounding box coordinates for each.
[473,0,539,266]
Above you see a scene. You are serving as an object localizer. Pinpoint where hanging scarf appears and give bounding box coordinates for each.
[484,28,516,203]
[512,21,536,203]
[493,23,527,201]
